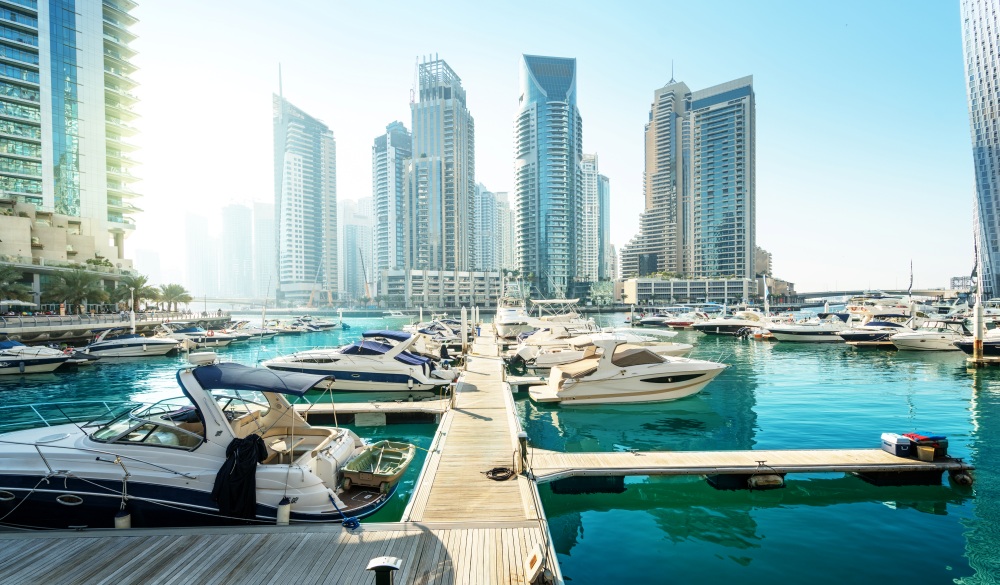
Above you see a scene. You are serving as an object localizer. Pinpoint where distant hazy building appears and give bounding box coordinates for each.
[578,154,600,282]
[962,0,1000,297]
[754,246,772,277]
[133,249,161,285]
[621,77,755,280]
[372,122,412,284]
[403,58,475,272]
[598,174,612,280]
[496,191,516,271]
[253,202,275,299]
[0,0,141,262]
[609,244,618,280]
[339,197,374,302]
[185,213,218,296]
[220,204,253,298]
[273,95,337,305]
[514,55,583,298]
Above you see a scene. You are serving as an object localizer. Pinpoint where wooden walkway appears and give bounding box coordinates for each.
[0,521,549,585]
[528,448,975,483]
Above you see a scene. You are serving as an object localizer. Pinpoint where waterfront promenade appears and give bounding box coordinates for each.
[0,312,232,344]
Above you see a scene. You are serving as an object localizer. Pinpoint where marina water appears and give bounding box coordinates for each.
[1,314,998,583]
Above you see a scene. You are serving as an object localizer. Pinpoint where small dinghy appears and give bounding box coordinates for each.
[342,440,416,493]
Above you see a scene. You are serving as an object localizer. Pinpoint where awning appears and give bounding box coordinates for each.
[190,362,333,396]
[0,299,36,307]
[361,330,412,342]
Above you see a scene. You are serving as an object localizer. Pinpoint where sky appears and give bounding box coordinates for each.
[126,0,974,293]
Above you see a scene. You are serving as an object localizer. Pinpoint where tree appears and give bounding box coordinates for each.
[159,283,193,312]
[0,264,32,301]
[113,274,161,310]
[44,269,109,314]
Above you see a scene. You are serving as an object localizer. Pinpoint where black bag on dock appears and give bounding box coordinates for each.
[211,434,268,520]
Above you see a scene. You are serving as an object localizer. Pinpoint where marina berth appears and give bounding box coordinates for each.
[80,327,181,357]
[0,340,70,374]
[0,355,407,528]
[528,338,726,405]
[891,319,970,351]
[260,330,458,391]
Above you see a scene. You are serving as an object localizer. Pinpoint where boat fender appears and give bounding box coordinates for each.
[408,377,414,390]
[207,330,214,337]
[748,474,784,490]
[276,496,291,525]
[950,471,974,486]
[114,508,131,529]
[18,361,24,374]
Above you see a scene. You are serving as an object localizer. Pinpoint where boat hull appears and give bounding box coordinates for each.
[495,322,533,339]
[84,341,179,358]
[891,336,961,351]
[0,356,68,375]
[264,364,447,392]
[768,329,845,342]
[692,323,751,336]
[954,340,1000,356]
[530,364,725,405]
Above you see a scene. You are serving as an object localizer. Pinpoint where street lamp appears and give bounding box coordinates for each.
[128,287,135,312]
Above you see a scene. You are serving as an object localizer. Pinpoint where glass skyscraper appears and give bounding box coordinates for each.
[962,0,1000,297]
[514,54,583,298]
[273,94,338,305]
[0,0,140,260]
[372,121,411,281]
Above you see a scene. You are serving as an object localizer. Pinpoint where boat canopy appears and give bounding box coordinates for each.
[362,330,412,342]
[0,340,26,349]
[190,362,333,396]
[817,312,852,322]
[340,340,430,366]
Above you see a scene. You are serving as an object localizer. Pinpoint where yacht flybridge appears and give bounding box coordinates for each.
[495,280,532,339]
[0,354,405,529]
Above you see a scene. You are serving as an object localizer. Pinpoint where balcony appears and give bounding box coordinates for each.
[105,116,137,137]
[105,99,138,121]
[103,66,138,89]
[102,0,137,26]
[102,17,137,44]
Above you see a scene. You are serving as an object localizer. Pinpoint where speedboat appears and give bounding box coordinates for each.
[294,315,346,331]
[692,310,767,336]
[261,330,458,391]
[891,319,970,351]
[154,323,236,348]
[81,327,181,357]
[222,321,278,341]
[495,280,534,339]
[510,328,692,373]
[0,354,404,528]
[0,340,70,374]
[661,311,711,329]
[952,327,1000,356]
[767,313,864,342]
[528,339,727,405]
[383,311,407,319]
[837,315,914,346]
[264,319,307,335]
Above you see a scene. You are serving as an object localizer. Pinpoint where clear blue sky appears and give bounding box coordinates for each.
[128,0,972,292]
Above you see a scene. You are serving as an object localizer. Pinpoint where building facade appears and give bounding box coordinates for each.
[184,213,217,297]
[754,245,772,276]
[514,54,583,298]
[220,204,252,298]
[378,268,502,308]
[339,197,373,303]
[495,191,515,272]
[253,201,275,299]
[962,0,1000,297]
[372,121,411,283]
[0,0,140,263]
[403,58,475,272]
[621,77,755,281]
[273,94,337,305]
[578,154,600,282]
[598,173,611,280]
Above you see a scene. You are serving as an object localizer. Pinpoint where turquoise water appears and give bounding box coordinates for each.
[1,313,998,582]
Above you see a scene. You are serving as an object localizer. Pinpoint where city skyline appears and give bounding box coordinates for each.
[124,1,970,293]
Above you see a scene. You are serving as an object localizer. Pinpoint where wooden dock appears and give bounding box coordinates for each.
[527,448,974,483]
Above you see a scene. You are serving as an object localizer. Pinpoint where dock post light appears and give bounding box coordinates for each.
[366,556,402,585]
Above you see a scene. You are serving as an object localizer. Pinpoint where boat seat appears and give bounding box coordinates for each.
[231,410,264,438]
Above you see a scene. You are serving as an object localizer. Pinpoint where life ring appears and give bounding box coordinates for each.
[207,330,215,337]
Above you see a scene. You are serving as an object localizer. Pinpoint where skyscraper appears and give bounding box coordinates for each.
[221,204,253,298]
[621,76,755,279]
[273,94,337,305]
[598,174,611,280]
[962,0,1000,297]
[339,197,373,302]
[496,192,516,272]
[474,183,498,271]
[579,154,600,282]
[403,57,475,272]
[253,202,276,299]
[372,121,412,282]
[0,0,140,261]
[185,213,218,296]
[514,55,583,298]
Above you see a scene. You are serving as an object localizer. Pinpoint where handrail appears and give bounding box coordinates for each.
[0,437,199,479]
[0,400,135,431]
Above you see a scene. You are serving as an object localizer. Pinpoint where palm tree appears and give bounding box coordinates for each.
[113,274,161,311]
[0,264,32,301]
[44,269,109,314]
[159,283,192,312]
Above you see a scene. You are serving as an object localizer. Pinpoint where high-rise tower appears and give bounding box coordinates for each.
[0,0,141,261]
[372,121,411,281]
[273,95,337,305]
[403,57,475,272]
[514,55,583,298]
[579,154,600,282]
[962,0,1000,297]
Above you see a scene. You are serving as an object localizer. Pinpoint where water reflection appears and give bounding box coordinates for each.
[962,367,1000,583]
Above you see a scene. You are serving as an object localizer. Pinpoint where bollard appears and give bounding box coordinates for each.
[366,556,402,585]
[518,431,529,473]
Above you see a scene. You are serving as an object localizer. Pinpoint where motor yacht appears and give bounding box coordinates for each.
[264,319,308,335]
[0,340,70,374]
[81,327,181,357]
[954,328,1000,356]
[528,339,726,405]
[766,312,864,342]
[261,330,458,391]
[222,321,278,341]
[837,315,914,346]
[0,354,403,529]
[510,328,692,373]
[495,280,533,339]
[154,323,236,348]
[692,310,768,336]
[891,319,970,351]
[383,311,407,319]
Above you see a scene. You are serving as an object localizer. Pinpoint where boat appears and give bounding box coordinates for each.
[692,310,768,336]
[510,328,692,373]
[0,354,400,528]
[81,327,181,357]
[264,319,308,335]
[222,321,278,341]
[661,310,711,329]
[0,340,71,374]
[495,281,533,339]
[261,330,458,391]
[528,339,727,405]
[953,326,1000,356]
[383,310,407,319]
[766,312,864,342]
[837,315,914,346]
[527,299,598,335]
[891,319,970,351]
[154,323,236,348]
[340,440,416,493]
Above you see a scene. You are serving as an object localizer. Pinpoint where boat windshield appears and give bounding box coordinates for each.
[91,397,205,449]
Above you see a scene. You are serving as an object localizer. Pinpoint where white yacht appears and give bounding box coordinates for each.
[154,323,236,348]
[837,315,914,346]
[0,354,401,528]
[767,312,864,342]
[81,327,181,357]
[495,280,533,339]
[0,340,70,374]
[529,339,726,405]
[261,330,458,392]
[512,328,692,372]
[223,321,278,340]
[891,319,970,351]
[692,310,768,336]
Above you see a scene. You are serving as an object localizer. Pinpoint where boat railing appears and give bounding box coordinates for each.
[0,400,136,432]
[0,435,199,479]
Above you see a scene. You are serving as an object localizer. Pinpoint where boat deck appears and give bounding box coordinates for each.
[527,448,974,483]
